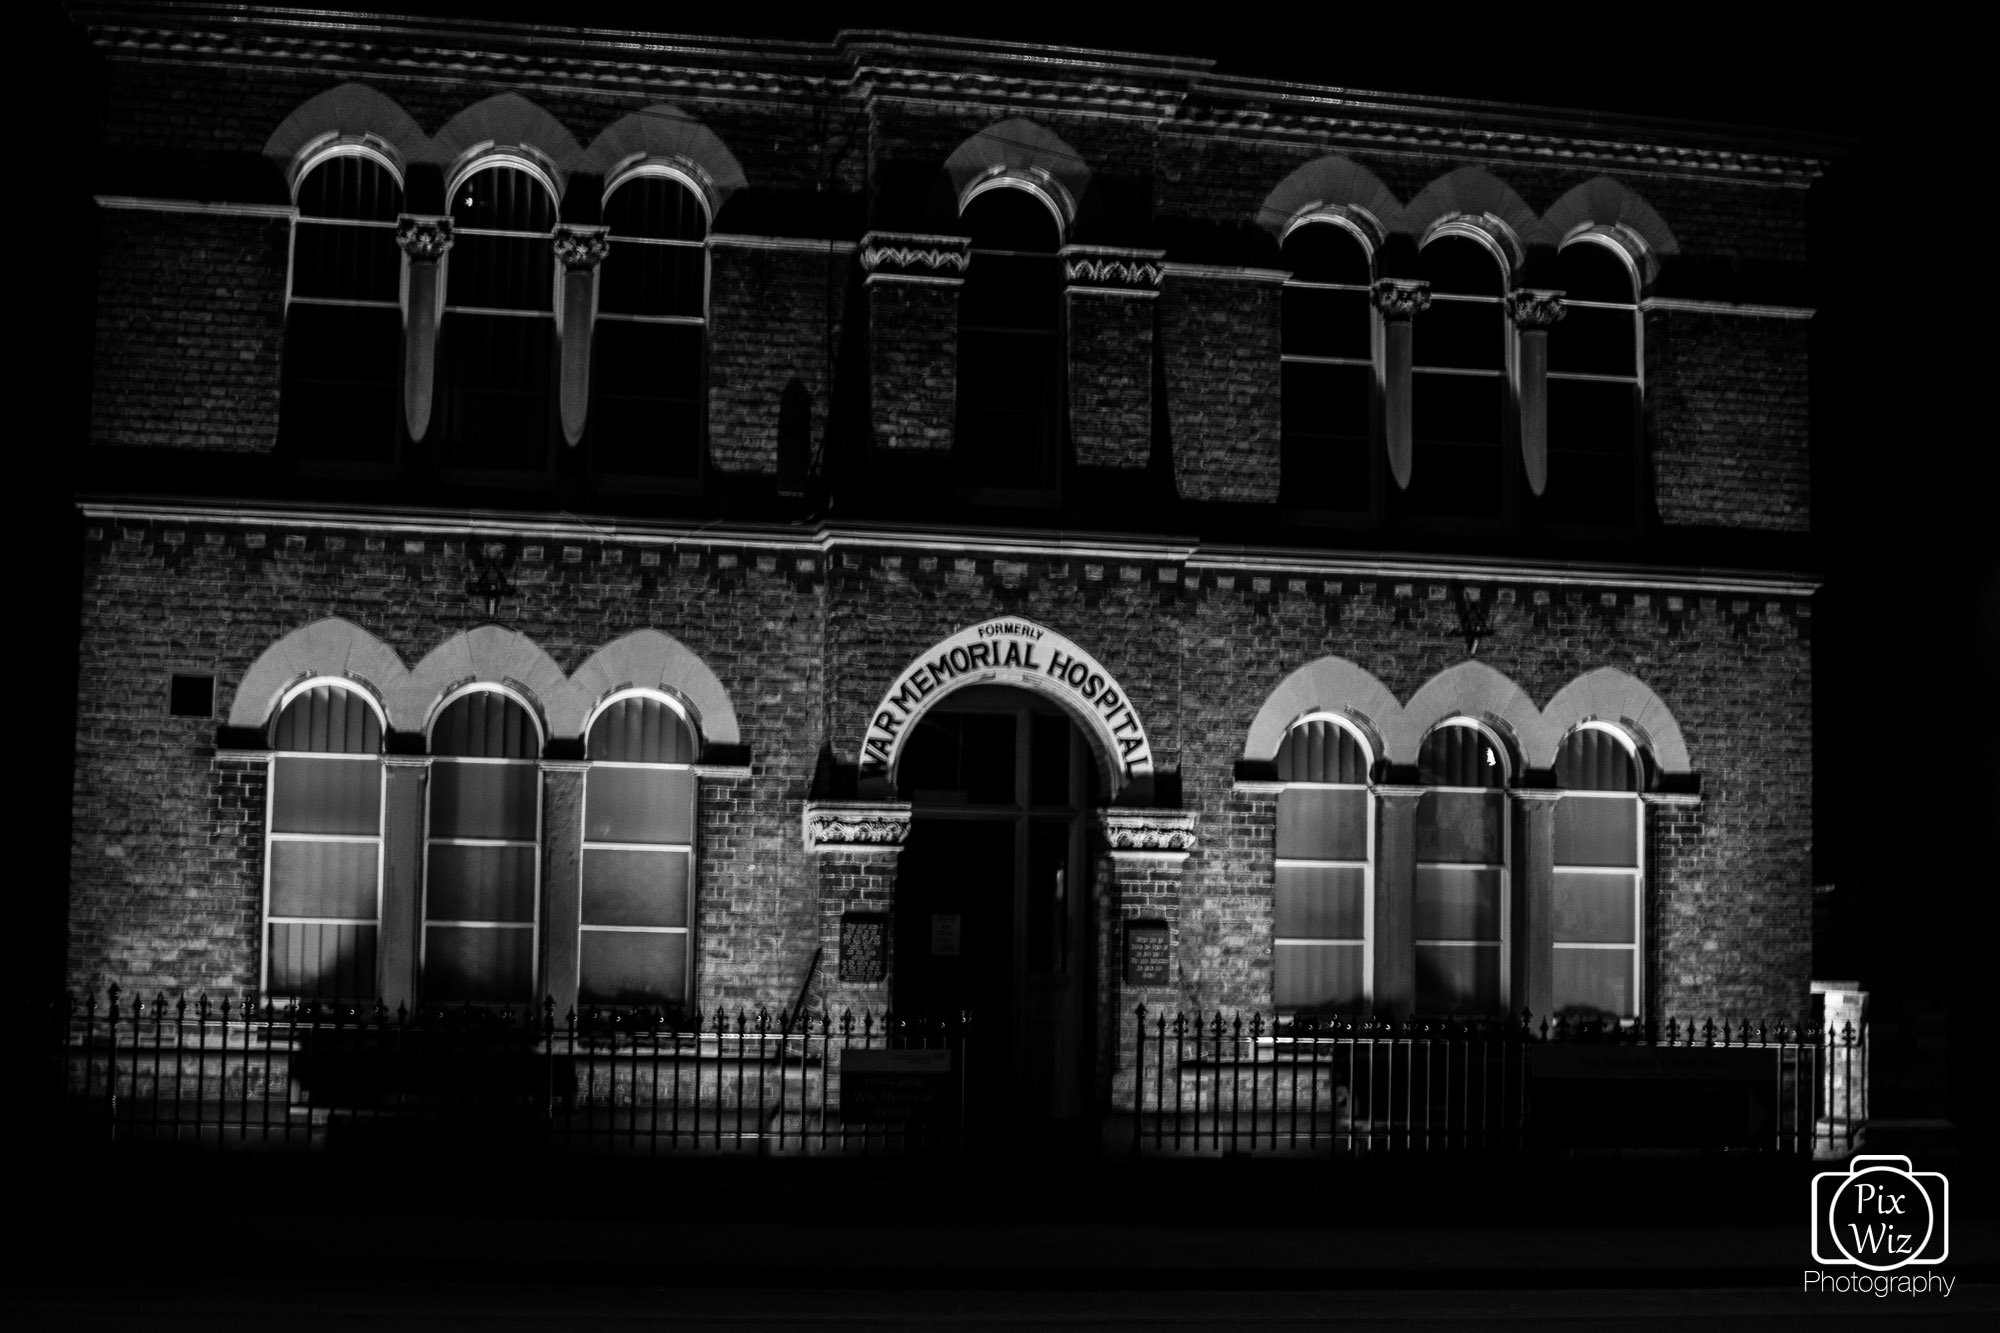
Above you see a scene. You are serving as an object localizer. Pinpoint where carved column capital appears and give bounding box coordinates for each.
[395,213,454,261]
[553,224,611,271]
[860,231,971,285]
[1506,288,1567,329]
[1095,808,1198,858]
[1371,277,1431,320]
[804,800,914,854]
[1062,244,1166,297]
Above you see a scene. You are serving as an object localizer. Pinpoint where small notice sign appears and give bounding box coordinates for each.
[1125,918,1171,986]
[838,912,888,984]
[841,1047,956,1123]
[930,913,962,957]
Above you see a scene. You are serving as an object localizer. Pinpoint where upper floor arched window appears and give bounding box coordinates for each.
[593,170,707,483]
[580,691,700,1006]
[439,160,559,474]
[1551,723,1644,1019]
[1411,231,1508,521]
[423,687,542,1002]
[264,679,385,998]
[955,184,1063,497]
[1279,219,1374,512]
[1415,719,1509,1013]
[1545,238,1642,528]
[281,150,403,468]
[1273,714,1374,1011]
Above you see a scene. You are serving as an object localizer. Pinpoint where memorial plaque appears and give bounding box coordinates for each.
[1124,917,1171,986]
[840,1047,956,1122]
[838,911,888,983]
[930,913,962,957]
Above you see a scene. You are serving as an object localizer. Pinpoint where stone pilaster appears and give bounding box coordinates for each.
[1507,288,1566,497]
[395,214,453,444]
[553,225,610,448]
[1372,786,1423,1016]
[377,756,430,1010]
[1372,278,1431,491]
[1512,789,1563,1022]
[539,760,588,1016]
[803,800,912,1018]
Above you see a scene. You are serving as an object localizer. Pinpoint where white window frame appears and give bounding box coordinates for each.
[578,688,700,1006]
[421,682,545,1001]
[1413,716,1512,1013]
[1551,720,1645,1020]
[1272,711,1377,1010]
[261,676,387,998]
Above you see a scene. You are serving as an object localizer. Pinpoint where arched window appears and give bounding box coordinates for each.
[1546,238,1641,527]
[580,691,699,1006]
[264,680,384,998]
[1551,723,1644,1019]
[439,161,558,473]
[281,150,403,466]
[1415,720,1509,1013]
[1273,715,1374,1011]
[1412,231,1508,520]
[593,171,707,481]
[424,689,541,1001]
[955,185,1062,495]
[1279,220,1374,511]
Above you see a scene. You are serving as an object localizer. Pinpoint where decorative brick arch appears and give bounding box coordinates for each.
[227,616,411,730]
[432,93,585,195]
[399,625,568,737]
[943,117,1092,228]
[1256,153,1404,243]
[1242,656,1402,765]
[1403,165,1549,264]
[262,82,429,188]
[562,629,740,748]
[1396,661,1546,766]
[1538,667,1691,773]
[1542,176,1681,288]
[579,106,747,220]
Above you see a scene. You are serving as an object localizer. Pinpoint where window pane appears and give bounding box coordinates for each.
[599,242,704,318]
[1421,235,1503,297]
[270,840,378,919]
[297,155,402,223]
[1274,864,1366,939]
[429,762,538,840]
[1415,298,1503,370]
[426,843,536,922]
[1273,942,1364,1010]
[1282,222,1369,286]
[432,692,537,759]
[1418,724,1503,788]
[580,930,687,1005]
[438,314,554,470]
[452,165,555,233]
[1416,944,1500,1013]
[448,233,554,313]
[1275,720,1368,784]
[1415,790,1504,864]
[1555,729,1639,791]
[591,321,704,477]
[1413,866,1501,941]
[424,925,533,1002]
[280,304,400,465]
[291,219,400,303]
[962,253,1060,330]
[1549,305,1636,376]
[963,188,1059,251]
[604,175,706,242]
[955,326,1059,491]
[271,757,379,835]
[589,696,698,764]
[273,685,382,753]
[585,766,696,844]
[1413,372,1503,444]
[1553,871,1637,943]
[1276,787,1368,861]
[1028,714,1071,807]
[1553,795,1639,867]
[581,848,690,927]
[1552,948,1634,1018]
[1556,241,1634,305]
[268,922,376,998]
[1409,438,1503,520]
[1026,820,1068,974]
[1282,287,1370,360]
[1281,361,1371,506]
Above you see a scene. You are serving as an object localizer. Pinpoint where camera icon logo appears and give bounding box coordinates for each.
[1811,1155,1949,1270]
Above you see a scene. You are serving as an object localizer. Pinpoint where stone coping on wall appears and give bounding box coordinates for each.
[803,800,913,854]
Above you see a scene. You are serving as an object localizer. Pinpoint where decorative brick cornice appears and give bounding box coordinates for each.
[1096,808,1198,856]
[861,232,971,284]
[1371,278,1431,320]
[1506,288,1567,329]
[804,800,913,854]
[1062,244,1166,296]
[396,214,453,261]
[553,225,610,271]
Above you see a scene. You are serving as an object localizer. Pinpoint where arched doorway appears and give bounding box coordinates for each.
[892,684,1098,1128]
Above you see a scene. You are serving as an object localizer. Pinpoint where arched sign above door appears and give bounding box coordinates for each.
[858,617,1154,796]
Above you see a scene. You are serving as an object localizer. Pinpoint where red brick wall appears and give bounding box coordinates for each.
[1647,309,1812,532]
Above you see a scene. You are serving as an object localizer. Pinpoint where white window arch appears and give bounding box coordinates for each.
[1551,720,1645,1019]
[1273,712,1376,1011]
[579,688,701,1006]
[264,677,387,998]
[422,684,544,1002]
[1414,717,1511,1013]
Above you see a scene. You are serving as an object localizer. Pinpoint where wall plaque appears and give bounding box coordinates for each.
[930,913,962,957]
[838,911,888,984]
[1124,917,1171,986]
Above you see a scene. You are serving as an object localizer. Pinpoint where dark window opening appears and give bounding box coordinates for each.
[1543,240,1641,528]
[593,174,707,482]
[955,188,1062,495]
[1410,233,1507,521]
[168,673,214,719]
[1280,221,1373,512]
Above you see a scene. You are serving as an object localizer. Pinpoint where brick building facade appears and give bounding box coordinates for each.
[65,4,1831,1128]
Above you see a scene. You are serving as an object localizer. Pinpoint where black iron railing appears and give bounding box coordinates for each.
[51,989,966,1155]
[1127,1008,1866,1159]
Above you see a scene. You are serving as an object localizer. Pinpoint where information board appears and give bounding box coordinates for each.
[840,1047,956,1122]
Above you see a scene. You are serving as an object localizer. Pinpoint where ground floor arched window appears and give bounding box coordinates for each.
[1551,723,1644,1018]
[1272,714,1375,1011]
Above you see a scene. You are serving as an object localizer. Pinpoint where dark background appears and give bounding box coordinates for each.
[25,5,1988,1151]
